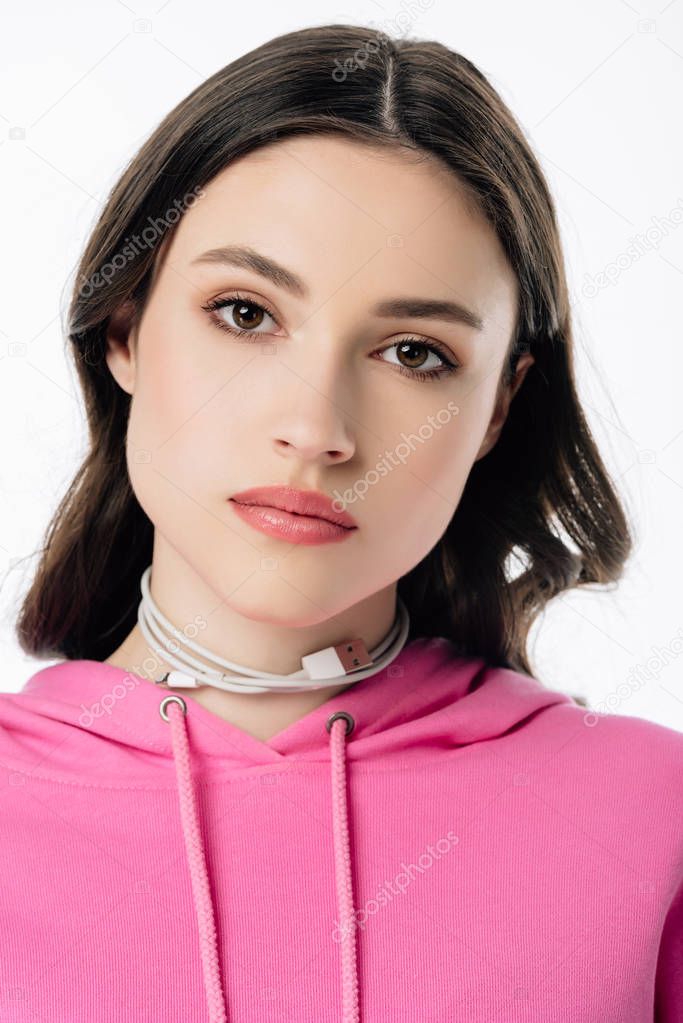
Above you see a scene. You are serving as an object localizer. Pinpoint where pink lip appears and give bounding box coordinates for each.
[230,502,354,544]
[228,485,358,545]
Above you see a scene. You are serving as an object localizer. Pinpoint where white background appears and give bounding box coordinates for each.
[0,0,681,730]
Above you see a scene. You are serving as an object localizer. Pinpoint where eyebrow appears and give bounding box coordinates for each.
[191,244,484,331]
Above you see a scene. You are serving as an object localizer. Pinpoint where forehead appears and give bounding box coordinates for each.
[158,135,517,330]
[172,135,492,252]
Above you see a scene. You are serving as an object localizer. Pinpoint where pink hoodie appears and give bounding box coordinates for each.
[0,635,681,1022]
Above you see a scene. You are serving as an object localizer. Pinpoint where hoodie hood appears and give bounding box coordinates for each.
[4,636,577,1022]
[10,636,574,775]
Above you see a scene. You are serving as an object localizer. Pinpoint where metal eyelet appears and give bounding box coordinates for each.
[159,694,187,722]
[325,710,355,736]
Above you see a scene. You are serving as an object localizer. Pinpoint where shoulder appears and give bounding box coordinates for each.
[544,699,683,843]
[578,702,683,761]
[552,696,683,772]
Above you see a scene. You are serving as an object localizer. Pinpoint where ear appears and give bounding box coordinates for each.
[105,299,139,396]
[474,349,535,461]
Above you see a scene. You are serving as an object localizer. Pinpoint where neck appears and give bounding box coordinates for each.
[105,624,359,740]
[103,543,402,738]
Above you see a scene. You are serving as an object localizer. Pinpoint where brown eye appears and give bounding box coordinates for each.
[202,294,279,337]
[231,300,266,331]
[201,296,459,382]
[377,338,457,381]
[395,340,430,370]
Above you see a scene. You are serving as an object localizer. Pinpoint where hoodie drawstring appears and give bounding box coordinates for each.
[326,710,360,1023]
[159,695,360,1023]
[160,695,227,1023]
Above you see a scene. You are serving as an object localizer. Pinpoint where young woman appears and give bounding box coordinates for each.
[2,23,681,1023]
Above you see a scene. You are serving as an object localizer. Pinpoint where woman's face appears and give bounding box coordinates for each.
[106,135,533,628]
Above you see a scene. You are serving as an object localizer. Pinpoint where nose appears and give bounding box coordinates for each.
[271,373,357,465]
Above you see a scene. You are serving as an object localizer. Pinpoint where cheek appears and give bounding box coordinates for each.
[125,330,238,508]
[396,422,474,538]
[369,392,493,563]
[351,426,470,590]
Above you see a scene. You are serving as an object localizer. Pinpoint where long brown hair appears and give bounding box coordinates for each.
[13,23,633,677]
